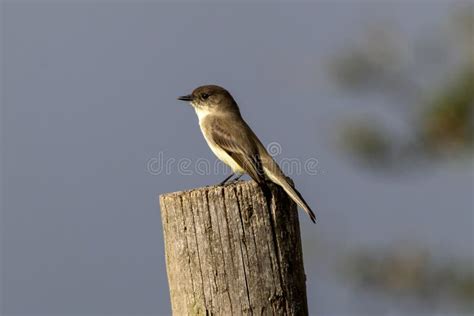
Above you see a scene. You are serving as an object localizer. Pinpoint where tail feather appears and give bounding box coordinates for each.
[263,164,316,223]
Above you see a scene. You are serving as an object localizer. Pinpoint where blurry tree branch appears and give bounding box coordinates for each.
[329,8,473,169]
[338,247,474,308]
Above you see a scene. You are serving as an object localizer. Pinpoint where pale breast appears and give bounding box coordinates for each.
[196,110,245,173]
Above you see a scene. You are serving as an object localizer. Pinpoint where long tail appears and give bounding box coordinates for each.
[262,157,316,223]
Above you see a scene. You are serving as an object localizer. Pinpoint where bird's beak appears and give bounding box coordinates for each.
[177,94,193,102]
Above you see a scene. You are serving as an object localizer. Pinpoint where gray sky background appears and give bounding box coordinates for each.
[2,1,472,315]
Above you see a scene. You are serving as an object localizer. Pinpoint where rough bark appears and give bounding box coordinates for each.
[159,180,309,316]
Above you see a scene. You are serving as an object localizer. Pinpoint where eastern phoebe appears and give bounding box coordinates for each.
[178,85,316,223]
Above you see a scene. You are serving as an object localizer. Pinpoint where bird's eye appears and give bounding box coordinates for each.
[201,93,209,99]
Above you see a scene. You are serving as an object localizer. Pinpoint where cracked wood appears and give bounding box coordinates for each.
[160,180,309,316]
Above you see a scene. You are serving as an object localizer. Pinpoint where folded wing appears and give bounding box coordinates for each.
[209,118,266,186]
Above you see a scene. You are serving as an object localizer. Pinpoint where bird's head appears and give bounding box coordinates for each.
[178,85,239,114]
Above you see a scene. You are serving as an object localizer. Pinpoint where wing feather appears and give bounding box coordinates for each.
[209,118,265,185]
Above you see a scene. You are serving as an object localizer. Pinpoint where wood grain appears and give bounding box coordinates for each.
[160,180,308,316]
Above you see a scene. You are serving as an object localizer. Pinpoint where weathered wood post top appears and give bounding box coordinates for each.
[159,180,309,315]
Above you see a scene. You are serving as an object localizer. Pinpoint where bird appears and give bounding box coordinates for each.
[177,85,316,223]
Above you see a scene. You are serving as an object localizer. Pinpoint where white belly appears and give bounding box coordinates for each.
[205,137,244,173]
[196,108,244,173]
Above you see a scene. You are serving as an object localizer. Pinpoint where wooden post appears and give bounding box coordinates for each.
[159,180,309,315]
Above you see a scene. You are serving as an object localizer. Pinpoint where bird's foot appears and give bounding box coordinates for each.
[219,173,235,186]
[230,174,243,183]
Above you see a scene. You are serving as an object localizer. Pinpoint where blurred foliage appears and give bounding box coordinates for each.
[420,69,474,154]
[330,8,474,168]
[339,247,474,308]
[340,121,392,166]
